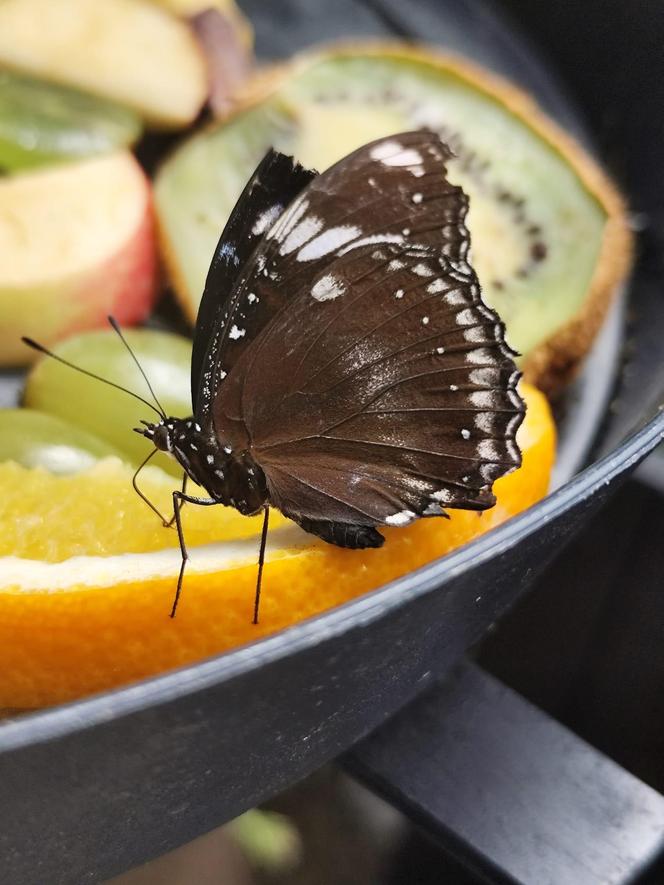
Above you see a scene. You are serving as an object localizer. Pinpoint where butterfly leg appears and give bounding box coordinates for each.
[294,517,384,549]
[170,490,218,618]
[165,473,188,528]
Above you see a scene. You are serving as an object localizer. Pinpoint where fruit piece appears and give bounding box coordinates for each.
[24,329,192,478]
[0,0,207,129]
[190,8,254,117]
[0,70,142,172]
[0,409,122,474]
[154,42,631,395]
[0,151,157,366]
[149,0,253,49]
[0,383,554,708]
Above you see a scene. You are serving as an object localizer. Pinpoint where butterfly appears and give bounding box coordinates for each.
[25,130,524,622]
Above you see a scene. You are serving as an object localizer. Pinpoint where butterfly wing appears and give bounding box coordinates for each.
[214,131,525,527]
[191,149,317,419]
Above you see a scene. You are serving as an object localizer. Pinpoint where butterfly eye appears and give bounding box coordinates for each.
[152,425,171,452]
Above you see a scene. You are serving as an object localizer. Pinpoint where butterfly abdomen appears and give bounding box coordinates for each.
[293,516,385,549]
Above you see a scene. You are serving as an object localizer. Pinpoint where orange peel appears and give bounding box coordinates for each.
[0,383,554,708]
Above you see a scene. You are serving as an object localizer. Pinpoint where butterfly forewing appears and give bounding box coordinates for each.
[192,149,317,420]
[213,131,525,528]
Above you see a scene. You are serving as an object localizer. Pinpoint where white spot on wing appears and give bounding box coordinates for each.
[311,274,346,301]
[336,233,404,256]
[385,509,416,526]
[464,327,485,343]
[423,502,445,515]
[466,348,495,365]
[456,308,476,326]
[412,192,423,204]
[427,279,446,294]
[470,391,495,407]
[370,142,424,167]
[412,263,434,277]
[297,225,361,261]
[475,413,495,433]
[280,215,324,255]
[422,316,430,325]
[229,325,245,340]
[478,439,499,459]
[267,197,308,241]
[252,205,282,236]
[370,140,403,161]
[461,428,471,440]
[388,259,405,271]
[395,289,405,299]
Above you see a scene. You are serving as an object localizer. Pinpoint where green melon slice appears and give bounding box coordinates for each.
[154,43,631,394]
[0,70,142,171]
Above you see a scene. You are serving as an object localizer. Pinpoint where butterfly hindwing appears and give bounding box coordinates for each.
[191,149,317,420]
[213,131,525,529]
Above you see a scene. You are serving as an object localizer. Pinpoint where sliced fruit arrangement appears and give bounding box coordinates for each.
[0,0,208,129]
[0,383,555,708]
[0,151,157,366]
[24,329,192,478]
[155,42,632,395]
[0,70,142,172]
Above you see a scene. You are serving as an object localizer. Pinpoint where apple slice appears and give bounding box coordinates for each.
[0,0,207,129]
[0,151,158,366]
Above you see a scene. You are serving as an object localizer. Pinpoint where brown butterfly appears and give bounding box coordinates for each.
[26,131,524,621]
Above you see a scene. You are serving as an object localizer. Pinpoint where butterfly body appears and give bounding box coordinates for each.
[140,416,267,517]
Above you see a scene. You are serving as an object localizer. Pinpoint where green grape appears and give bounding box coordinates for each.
[24,329,193,478]
[0,70,142,172]
[0,408,122,474]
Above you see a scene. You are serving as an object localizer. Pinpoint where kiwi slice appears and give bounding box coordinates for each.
[154,42,632,395]
[0,70,142,171]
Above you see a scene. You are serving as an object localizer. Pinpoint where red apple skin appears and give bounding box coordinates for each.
[69,197,158,333]
[0,152,159,366]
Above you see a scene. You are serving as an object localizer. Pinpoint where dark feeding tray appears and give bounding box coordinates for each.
[1,2,664,883]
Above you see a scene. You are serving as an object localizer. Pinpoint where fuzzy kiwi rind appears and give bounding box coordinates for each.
[156,40,633,398]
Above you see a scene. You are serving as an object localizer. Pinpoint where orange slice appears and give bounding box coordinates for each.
[0,383,554,709]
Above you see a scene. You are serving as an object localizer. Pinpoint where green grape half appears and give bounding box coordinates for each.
[0,408,122,474]
[24,328,193,478]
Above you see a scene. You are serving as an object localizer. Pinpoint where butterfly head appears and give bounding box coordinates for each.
[135,417,184,453]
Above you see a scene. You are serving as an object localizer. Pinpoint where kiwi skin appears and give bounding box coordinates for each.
[160,40,633,398]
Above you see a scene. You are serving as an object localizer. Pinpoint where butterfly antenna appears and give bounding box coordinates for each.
[108,316,167,418]
[22,336,164,419]
[253,506,270,625]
